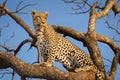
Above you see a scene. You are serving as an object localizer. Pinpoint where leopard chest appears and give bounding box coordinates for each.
[36,30,49,53]
[38,39,48,51]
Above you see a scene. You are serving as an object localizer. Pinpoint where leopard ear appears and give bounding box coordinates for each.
[32,10,36,16]
[45,12,48,18]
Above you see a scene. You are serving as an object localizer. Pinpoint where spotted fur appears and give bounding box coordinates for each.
[32,10,103,80]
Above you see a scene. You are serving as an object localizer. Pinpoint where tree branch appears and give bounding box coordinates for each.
[52,25,120,79]
[0,4,36,40]
[112,1,120,14]
[107,49,120,80]
[52,25,120,50]
[88,0,120,32]
[85,3,106,77]
[14,1,37,14]
[85,0,120,78]
[52,25,120,62]
[0,51,95,80]
[0,1,120,79]
[52,25,85,42]
[96,34,120,53]
[105,20,120,34]
[14,38,36,56]
[0,45,14,52]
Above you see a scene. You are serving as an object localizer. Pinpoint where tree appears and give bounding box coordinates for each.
[0,0,120,80]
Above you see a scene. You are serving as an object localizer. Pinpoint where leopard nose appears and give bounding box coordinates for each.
[37,24,40,26]
[42,22,45,24]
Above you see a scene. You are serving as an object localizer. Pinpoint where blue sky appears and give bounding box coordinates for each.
[0,0,120,80]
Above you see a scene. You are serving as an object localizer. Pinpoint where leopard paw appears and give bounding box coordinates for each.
[41,62,53,67]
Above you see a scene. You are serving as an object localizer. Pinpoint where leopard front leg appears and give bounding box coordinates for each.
[41,52,55,67]
[63,61,75,72]
[56,54,75,71]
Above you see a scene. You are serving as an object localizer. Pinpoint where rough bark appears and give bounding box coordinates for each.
[52,25,120,55]
[0,4,36,39]
[0,51,95,80]
[0,0,120,80]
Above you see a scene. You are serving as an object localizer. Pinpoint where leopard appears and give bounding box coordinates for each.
[32,10,104,80]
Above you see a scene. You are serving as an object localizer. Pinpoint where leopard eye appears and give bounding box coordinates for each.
[37,16,41,19]
[41,21,45,24]
[45,16,47,19]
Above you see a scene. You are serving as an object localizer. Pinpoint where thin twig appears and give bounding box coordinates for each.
[14,38,35,56]
[11,70,15,80]
[2,0,7,7]
[4,32,15,46]
[0,45,15,52]
[106,19,120,34]
[0,0,8,16]
[14,1,37,14]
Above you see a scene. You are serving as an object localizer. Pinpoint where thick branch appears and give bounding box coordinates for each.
[52,25,120,60]
[85,0,120,78]
[52,25,120,79]
[107,49,120,80]
[84,32,105,77]
[95,1,115,19]
[96,34,119,53]
[85,2,105,77]
[0,51,95,80]
[52,25,85,42]
[112,2,120,14]
[88,0,120,32]
[0,4,36,39]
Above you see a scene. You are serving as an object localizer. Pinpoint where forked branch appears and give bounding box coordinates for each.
[14,38,36,56]
[0,4,36,39]
[0,51,95,80]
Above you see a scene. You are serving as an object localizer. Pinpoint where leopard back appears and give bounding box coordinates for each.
[32,10,103,80]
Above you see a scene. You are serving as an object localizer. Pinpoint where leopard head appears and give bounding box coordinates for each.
[32,10,48,31]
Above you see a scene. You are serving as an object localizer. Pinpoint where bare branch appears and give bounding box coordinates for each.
[0,24,9,37]
[0,0,8,16]
[107,49,120,80]
[112,37,120,42]
[88,1,98,32]
[21,77,26,80]
[63,0,104,14]
[0,4,36,39]
[86,1,120,77]
[0,45,14,52]
[0,0,37,15]
[105,19,120,34]
[0,0,120,79]
[2,0,7,8]
[12,70,15,80]
[4,32,15,46]
[52,25,120,62]
[0,51,95,80]
[52,25,120,79]
[14,38,35,56]
[0,38,36,56]
[70,8,90,14]
[14,1,37,14]
[64,0,92,14]
[52,25,85,42]
[112,1,120,14]
[96,34,120,53]
[95,1,116,19]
